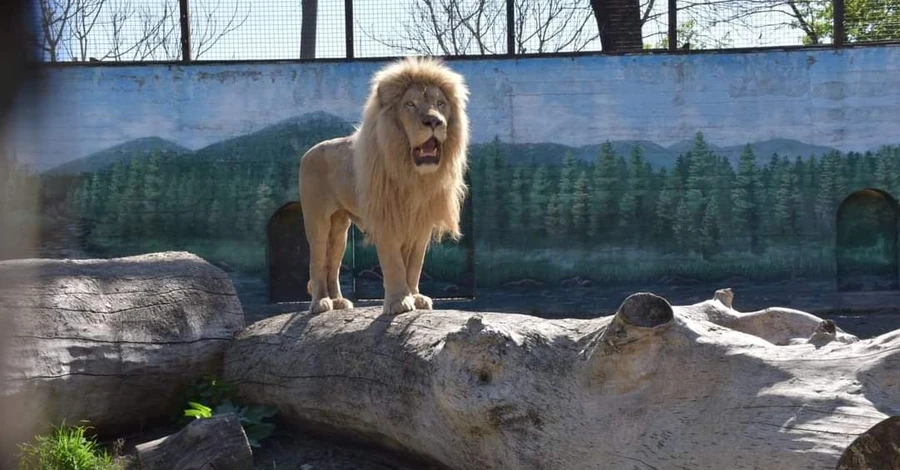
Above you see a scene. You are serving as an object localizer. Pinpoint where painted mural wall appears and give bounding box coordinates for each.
[5,45,900,316]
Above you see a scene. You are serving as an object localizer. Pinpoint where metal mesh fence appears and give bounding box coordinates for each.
[186,0,346,60]
[35,0,182,62]
[844,0,900,43]
[31,0,900,62]
[676,0,833,49]
[352,0,509,57]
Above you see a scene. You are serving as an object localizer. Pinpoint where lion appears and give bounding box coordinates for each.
[298,56,470,315]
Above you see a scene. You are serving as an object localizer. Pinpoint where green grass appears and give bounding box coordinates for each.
[17,423,122,470]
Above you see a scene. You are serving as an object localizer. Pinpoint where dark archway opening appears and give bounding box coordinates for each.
[835,188,900,292]
[267,201,311,303]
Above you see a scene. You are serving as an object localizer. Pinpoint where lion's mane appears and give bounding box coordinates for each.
[352,57,470,247]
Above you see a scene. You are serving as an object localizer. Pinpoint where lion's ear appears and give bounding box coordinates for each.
[375,81,405,109]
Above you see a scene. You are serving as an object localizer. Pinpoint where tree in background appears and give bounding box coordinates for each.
[35,0,249,62]
[731,145,762,253]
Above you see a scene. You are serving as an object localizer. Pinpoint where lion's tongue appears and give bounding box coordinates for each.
[420,138,438,157]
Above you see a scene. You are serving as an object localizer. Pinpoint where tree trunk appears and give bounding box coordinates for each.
[590,0,644,53]
[223,288,897,470]
[135,413,253,470]
[300,0,318,59]
[0,251,244,458]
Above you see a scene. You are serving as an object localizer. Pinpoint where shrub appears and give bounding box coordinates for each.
[17,423,121,470]
[180,376,279,448]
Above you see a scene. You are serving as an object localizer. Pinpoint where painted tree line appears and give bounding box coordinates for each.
[63,130,900,261]
[469,132,900,257]
[69,152,295,251]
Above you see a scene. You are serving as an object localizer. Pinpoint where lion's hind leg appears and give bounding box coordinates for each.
[326,210,354,310]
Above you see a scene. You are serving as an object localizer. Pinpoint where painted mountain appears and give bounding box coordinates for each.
[42,112,846,176]
[43,137,192,176]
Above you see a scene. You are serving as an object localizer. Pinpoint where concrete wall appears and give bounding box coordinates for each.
[8,45,900,327]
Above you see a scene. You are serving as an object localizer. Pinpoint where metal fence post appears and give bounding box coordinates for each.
[668,0,677,50]
[833,0,845,47]
[179,0,191,61]
[345,0,354,59]
[506,0,515,55]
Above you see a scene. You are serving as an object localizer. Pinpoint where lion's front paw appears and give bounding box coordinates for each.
[384,294,416,315]
[310,297,333,315]
[413,293,433,310]
[332,297,354,310]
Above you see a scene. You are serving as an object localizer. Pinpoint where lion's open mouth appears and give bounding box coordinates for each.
[413,137,441,166]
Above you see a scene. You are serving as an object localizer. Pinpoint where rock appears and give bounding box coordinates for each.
[136,413,253,470]
[0,251,244,455]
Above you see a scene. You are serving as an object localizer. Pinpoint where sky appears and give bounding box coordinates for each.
[8,43,900,172]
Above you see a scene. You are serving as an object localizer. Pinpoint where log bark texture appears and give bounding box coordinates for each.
[223,289,899,470]
[0,251,244,451]
[135,413,253,470]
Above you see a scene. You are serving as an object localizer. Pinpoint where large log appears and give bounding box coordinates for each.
[135,413,253,470]
[0,251,244,455]
[223,289,900,470]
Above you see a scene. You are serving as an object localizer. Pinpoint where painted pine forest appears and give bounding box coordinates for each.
[29,130,900,290]
[466,132,900,287]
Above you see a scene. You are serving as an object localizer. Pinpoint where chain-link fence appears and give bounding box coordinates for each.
[33,0,900,62]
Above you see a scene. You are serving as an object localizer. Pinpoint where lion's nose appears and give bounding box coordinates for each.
[422,115,442,129]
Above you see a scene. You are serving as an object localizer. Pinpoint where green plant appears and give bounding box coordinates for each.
[17,423,121,470]
[183,401,213,420]
[212,400,279,448]
[176,375,237,426]
[180,377,279,448]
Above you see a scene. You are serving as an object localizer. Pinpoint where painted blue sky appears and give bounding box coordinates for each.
[7,44,900,171]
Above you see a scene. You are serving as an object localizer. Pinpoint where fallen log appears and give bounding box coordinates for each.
[135,413,253,470]
[223,289,900,470]
[0,251,244,455]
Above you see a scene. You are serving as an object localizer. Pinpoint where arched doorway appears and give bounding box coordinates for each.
[266,201,311,303]
[835,188,900,292]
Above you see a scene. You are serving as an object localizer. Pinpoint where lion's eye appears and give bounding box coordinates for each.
[437,100,446,108]
[405,101,416,108]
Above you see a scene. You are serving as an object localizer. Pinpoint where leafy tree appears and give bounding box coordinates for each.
[804,0,900,43]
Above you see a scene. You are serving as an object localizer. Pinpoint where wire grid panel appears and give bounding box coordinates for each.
[640,0,671,49]
[353,0,510,58]
[513,0,603,54]
[675,0,832,49]
[845,0,900,43]
[35,0,183,62]
[188,0,346,60]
